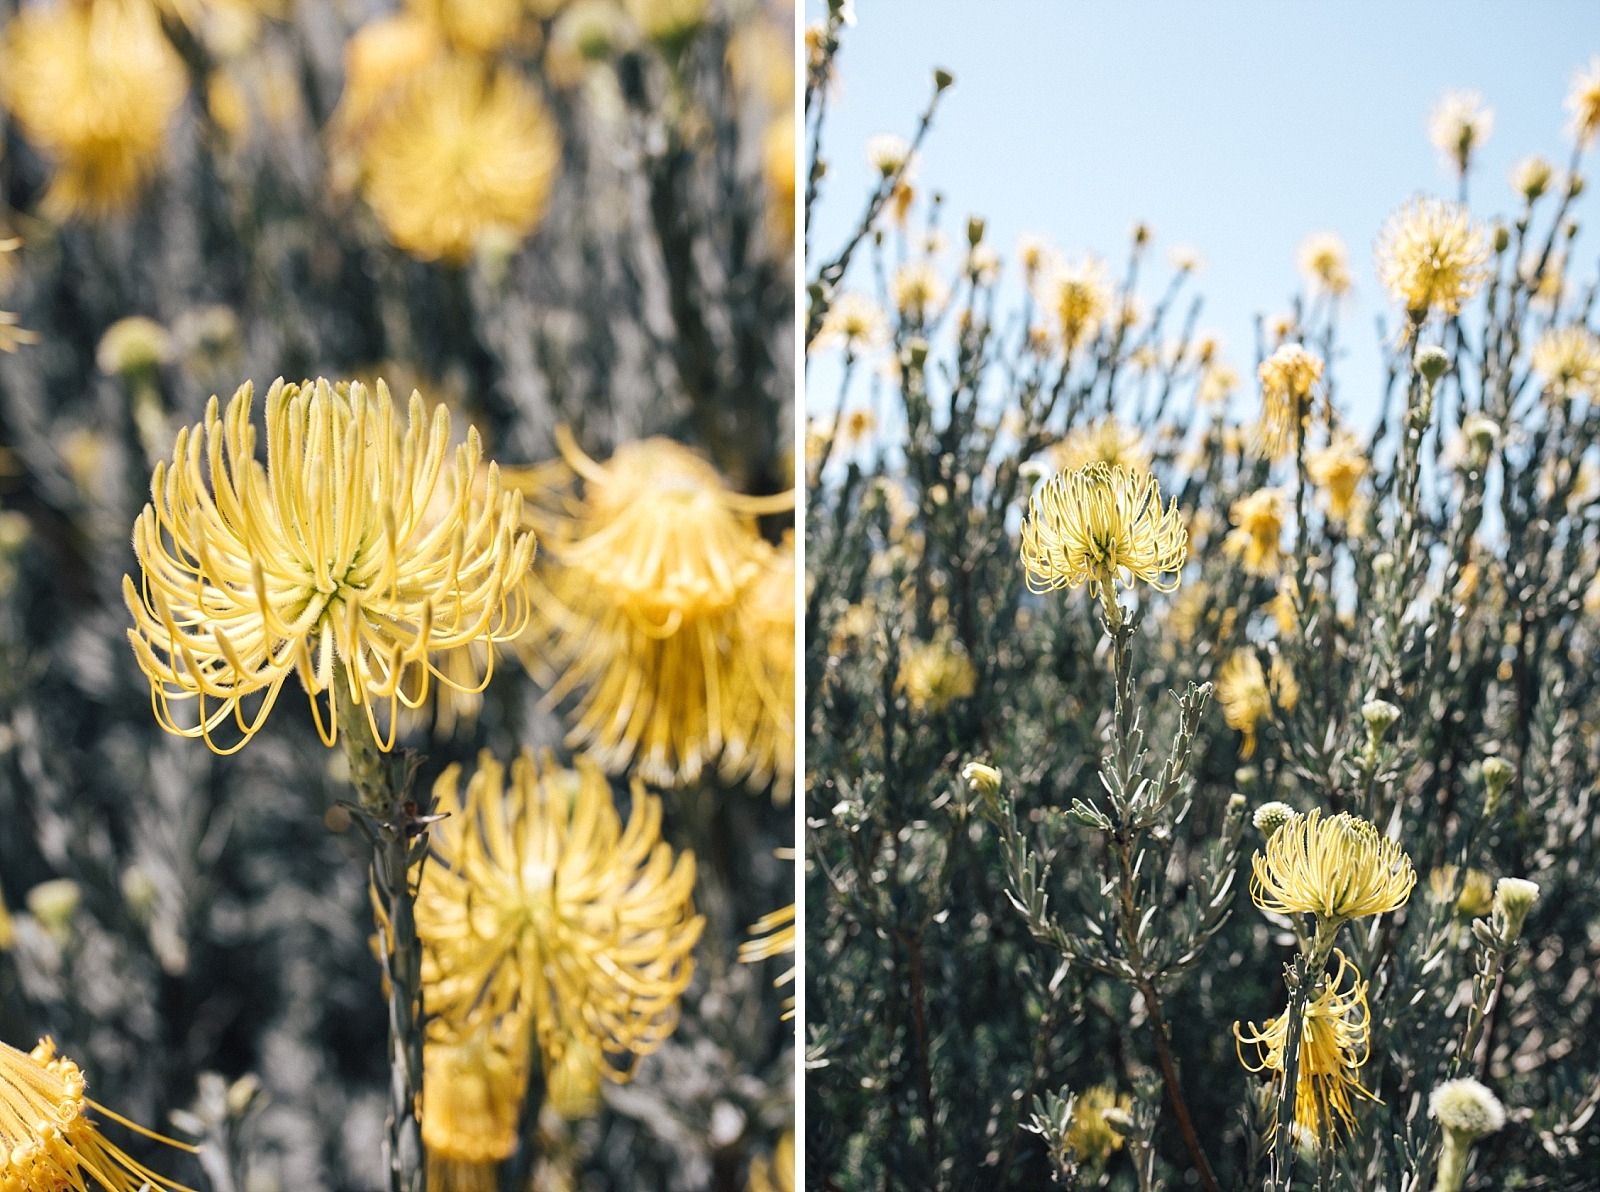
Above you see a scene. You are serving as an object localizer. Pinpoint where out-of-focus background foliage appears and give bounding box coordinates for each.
[0,0,794,1189]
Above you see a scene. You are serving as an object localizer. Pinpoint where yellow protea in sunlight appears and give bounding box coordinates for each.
[1050,417,1151,476]
[0,0,188,220]
[0,1036,197,1191]
[1428,866,1495,919]
[899,639,977,713]
[1257,344,1324,457]
[1039,256,1113,351]
[1251,810,1415,925]
[1531,324,1600,402]
[1374,197,1488,320]
[417,751,704,1078]
[360,56,562,263]
[1235,950,1379,1145]
[891,261,949,324]
[740,902,796,1018]
[1307,435,1368,524]
[422,1012,529,1192]
[1020,463,1188,598]
[1298,233,1351,297]
[511,430,794,787]
[123,378,536,754]
[1223,488,1287,577]
[1216,650,1298,759]
[1065,1083,1132,1164]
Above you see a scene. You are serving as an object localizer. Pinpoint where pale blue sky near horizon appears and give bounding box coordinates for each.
[806,1,1600,432]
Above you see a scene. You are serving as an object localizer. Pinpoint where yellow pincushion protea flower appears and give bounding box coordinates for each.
[1251,810,1415,925]
[899,639,977,713]
[123,378,535,754]
[1049,417,1151,476]
[746,1131,795,1192]
[360,56,562,263]
[1020,463,1188,599]
[407,0,529,53]
[1307,435,1367,524]
[1531,324,1600,402]
[0,1036,197,1191]
[1039,256,1113,351]
[1065,1083,1132,1164]
[422,1012,529,1192]
[512,430,793,787]
[722,535,797,792]
[1257,343,1324,457]
[1215,650,1298,759]
[1235,950,1379,1144]
[1298,233,1351,297]
[0,0,187,219]
[417,750,704,1078]
[1374,197,1488,320]
[1222,488,1287,577]
[1567,55,1600,148]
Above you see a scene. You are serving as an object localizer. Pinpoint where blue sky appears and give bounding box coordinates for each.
[806,2,1600,429]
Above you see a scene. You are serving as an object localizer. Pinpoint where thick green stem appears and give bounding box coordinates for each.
[1269,921,1339,1191]
[1434,1130,1470,1192]
[336,678,428,1192]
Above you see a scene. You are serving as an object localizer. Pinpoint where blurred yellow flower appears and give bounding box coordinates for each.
[816,293,889,355]
[747,1131,795,1192]
[1567,55,1600,147]
[0,240,38,355]
[1251,810,1415,924]
[1040,257,1112,350]
[1022,463,1188,598]
[1298,232,1351,297]
[124,378,535,754]
[1198,360,1239,406]
[899,639,977,713]
[1257,344,1324,457]
[1065,1083,1131,1163]
[513,431,793,787]
[1307,435,1367,523]
[1223,488,1287,577]
[1429,90,1493,176]
[360,57,562,263]
[740,902,796,1018]
[0,1035,195,1191]
[1429,865,1495,919]
[1216,650,1298,759]
[721,535,796,792]
[423,1011,529,1190]
[407,0,528,53]
[332,14,445,145]
[418,750,704,1077]
[1375,197,1488,319]
[625,0,707,53]
[1511,155,1554,202]
[891,261,949,324]
[1531,324,1600,402]
[0,0,187,219]
[1050,418,1151,476]
[1236,950,1378,1144]
[764,117,796,245]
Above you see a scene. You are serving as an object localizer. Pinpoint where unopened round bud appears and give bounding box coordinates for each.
[1492,877,1539,943]
[1131,221,1152,246]
[96,317,171,378]
[120,865,158,922]
[1492,223,1512,253]
[1462,413,1499,457]
[1512,155,1552,202]
[27,879,82,939]
[1480,755,1513,815]
[905,338,929,370]
[1101,1107,1134,1138]
[1429,1078,1505,1142]
[1373,551,1396,578]
[1416,345,1450,383]
[1362,699,1401,741]
[1568,172,1586,198]
[933,67,955,91]
[1252,800,1296,837]
[961,761,1001,799]
[966,215,986,247]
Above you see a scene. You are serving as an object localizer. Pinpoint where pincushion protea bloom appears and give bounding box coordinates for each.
[1256,343,1324,457]
[1020,462,1188,599]
[1235,950,1378,1144]
[1374,197,1488,319]
[422,1011,529,1192]
[0,0,187,219]
[1251,809,1415,925]
[123,377,535,754]
[417,750,704,1079]
[0,1035,196,1191]
[511,430,793,788]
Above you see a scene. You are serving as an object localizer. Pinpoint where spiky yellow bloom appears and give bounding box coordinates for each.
[359,57,561,263]
[1374,197,1488,319]
[1428,866,1494,919]
[1567,55,1600,148]
[417,750,704,1077]
[1223,488,1287,577]
[899,640,977,712]
[1429,90,1493,176]
[512,431,793,787]
[422,1011,529,1192]
[1216,651,1298,759]
[1236,950,1379,1144]
[123,378,535,754]
[816,293,889,355]
[1040,257,1112,350]
[0,1035,197,1191]
[740,903,796,1018]
[747,1131,795,1192]
[1199,360,1239,406]
[1065,1083,1132,1163]
[1050,418,1151,476]
[1531,324,1600,402]
[1021,463,1188,598]
[1257,344,1324,457]
[1251,810,1415,924]
[1298,233,1351,297]
[1307,435,1367,523]
[0,0,187,219]
[891,261,949,323]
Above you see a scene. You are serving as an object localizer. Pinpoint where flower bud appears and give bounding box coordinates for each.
[97,317,171,378]
[1462,413,1499,461]
[1512,155,1552,202]
[1481,755,1513,816]
[1372,551,1395,578]
[1362,699,1401,741]
[961,761,1003,819]
[905,338,929,370]
[120,865,158,923]
[1416,345,1450,383]
[27,878,82,941]
[1492,223,1512,253]
[933,67,955,91]
[1492,877,1539,943]
[1252,800,1296,837]
[1568,172,1586,198]
[966,215,985,246]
